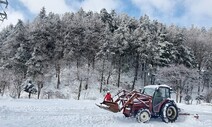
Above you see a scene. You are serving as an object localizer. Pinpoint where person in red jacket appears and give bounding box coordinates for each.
[104,91,113,102]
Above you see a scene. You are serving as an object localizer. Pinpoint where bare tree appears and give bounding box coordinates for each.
[185,27,210,94]
[13,74,25,98]
[156,65,199,103]
[0,68,11,96]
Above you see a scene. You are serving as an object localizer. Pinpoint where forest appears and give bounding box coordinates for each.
[0,7,212,103]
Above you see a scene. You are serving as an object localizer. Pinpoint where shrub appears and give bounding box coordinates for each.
[184,95,193,104]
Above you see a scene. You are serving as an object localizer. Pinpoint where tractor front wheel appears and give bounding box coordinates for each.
[161,103,178,123]
[136,109,151,123]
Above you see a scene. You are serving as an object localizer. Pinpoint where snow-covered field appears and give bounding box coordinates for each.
[0,97,212,127]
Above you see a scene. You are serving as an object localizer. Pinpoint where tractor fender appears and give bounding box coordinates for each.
[159,99,177,113]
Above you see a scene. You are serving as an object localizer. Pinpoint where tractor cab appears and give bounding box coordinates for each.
[142,85,173,113]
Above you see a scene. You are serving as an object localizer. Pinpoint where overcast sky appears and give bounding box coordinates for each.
[0,0,212,30]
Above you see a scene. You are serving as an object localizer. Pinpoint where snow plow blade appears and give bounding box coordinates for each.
[96,101,119,113]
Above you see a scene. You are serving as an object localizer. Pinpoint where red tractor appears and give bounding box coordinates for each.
[96,85,179,123]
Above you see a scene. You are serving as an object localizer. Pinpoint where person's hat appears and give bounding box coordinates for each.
[107,91,110,93]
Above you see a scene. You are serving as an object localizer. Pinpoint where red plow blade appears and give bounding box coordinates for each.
[96,101,119,113]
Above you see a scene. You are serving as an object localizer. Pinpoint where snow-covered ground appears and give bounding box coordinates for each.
[0,97,212,127]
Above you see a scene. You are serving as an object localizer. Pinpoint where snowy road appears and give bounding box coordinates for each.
[0,98,212,127]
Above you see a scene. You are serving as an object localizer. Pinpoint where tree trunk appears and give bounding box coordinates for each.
[29,93,31,99]
[17,92,21,99]
[197,67,202,95]
[2,84,6,96]
[15,80,22,99]
[1,81,6,96]
[132,52,139,90]
[106,61,113,85]
[190,85,193,95]
[37,90,40,99]
[185,85,189,95]
[77,79,82,100]
[92,55,95,70]
[56,62,61,89]
[37,81,43,99]
[180,78,188,103]
[57,73,60,89]
[106,71,111,85]
[17,84,21,99]
[150,65,155,85]
[176,85,179,103]
[100,58,105,93]
[141,62,147,86]
[143,63,147,86]
[76,58,80,80]
[197,70,201,95]
[85,61,90,90]
[201,82,205,92]
[117,55,122,88]
[179,89,183,103]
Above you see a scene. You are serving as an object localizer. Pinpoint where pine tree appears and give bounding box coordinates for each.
[167,25,195,68]
[26,7,50,98]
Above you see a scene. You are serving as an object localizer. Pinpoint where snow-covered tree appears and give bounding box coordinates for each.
[26,7,51,98]
[167,25,195,68]
[111,14,130,88]
[0,8,211,99]
[185,26,212,94]
[156,65,199,103]
[11,20,31,98]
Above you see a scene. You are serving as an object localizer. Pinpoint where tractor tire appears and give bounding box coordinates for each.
[136,109,151,123]
[161,102,178,123]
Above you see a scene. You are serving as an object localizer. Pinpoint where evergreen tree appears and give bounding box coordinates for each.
[12,20,31,98]
[26,7,50,98]
[167,25,195,68]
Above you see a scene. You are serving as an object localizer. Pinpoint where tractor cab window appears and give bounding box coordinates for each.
[142,88,155,96]
[142,86,171,98]
[156,87,170,99]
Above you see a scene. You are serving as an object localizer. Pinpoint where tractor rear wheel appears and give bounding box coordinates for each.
[136,109,151,123]
[161,103,178,123]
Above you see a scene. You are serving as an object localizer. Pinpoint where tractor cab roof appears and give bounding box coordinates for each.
[144,84,172,90]
[142,85,173,97]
